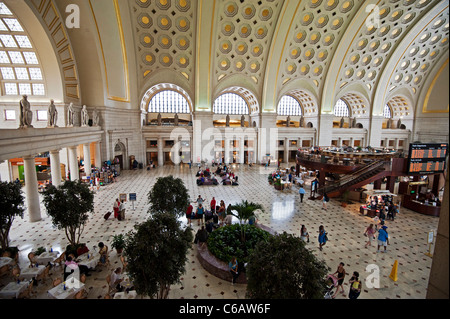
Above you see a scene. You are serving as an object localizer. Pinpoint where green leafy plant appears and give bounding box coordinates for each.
[0,181,25,251]
[42,180,94,246]
[111,234,126,253]
[147,176,190,218]
[124,213,193,299]
[246,232,330,299]
[207,224,272,264]
[34,247,46,256]
[229,200,264,242]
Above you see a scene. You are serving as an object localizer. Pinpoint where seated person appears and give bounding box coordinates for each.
[64,256,91,280]
[98,242,108,265]
[224,212,234,226]
[110,267,124,292]
[205,220,214,233]
[76,243,89,256]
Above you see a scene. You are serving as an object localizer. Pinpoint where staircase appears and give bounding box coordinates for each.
[319,160,388,197]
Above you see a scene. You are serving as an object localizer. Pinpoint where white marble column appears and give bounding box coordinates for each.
[49,150,62,187]
[158,137,164,167]
[225,138,231,164]
[239,137,245,164]
[284,138,289,163]
[83,143,92,176]
[94,142,102,169]
[23,156,41,222]
[68,146,79,181]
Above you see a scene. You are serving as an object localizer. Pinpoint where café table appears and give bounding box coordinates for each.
[0,280,29,299]
[0,257,13,269]
[77,251,100,270]
[120,273,134,290]
[48,277,84,299]
[35,251,59,265]
[19,265,46,281]
[114,290,138,299]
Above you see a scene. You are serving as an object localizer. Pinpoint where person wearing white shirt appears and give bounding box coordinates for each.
[110,267,124,292]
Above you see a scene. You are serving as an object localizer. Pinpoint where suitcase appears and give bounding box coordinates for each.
[104,212,112,220]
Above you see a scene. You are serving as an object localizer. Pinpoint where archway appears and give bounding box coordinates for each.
[113,141,127,171]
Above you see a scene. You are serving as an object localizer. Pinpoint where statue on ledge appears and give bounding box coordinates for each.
[174,113,179,126]
[92,108,100,127]
[47,99,58,128]
[300,116,305,128]
[339,117,345,128]
[286,116,291,127]
[67,103,75,127]
[157,113,162,126]
[19,95,33,129]
[81,105,89,127]
[241,115,245,127]
[226,114,230,127]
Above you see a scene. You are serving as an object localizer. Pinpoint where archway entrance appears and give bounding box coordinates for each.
[114,142,126,170]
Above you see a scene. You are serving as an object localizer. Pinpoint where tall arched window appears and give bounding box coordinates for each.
[148,90,190,113]
[0,2,45,96]
[334,99,350,117]
[277,95,302,116]
[383,104,392,119]
[213,93,249,115]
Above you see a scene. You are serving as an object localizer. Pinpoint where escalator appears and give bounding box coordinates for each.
[319,160,388,197]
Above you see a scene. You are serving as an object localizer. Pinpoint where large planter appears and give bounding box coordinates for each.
[274,184,282,190]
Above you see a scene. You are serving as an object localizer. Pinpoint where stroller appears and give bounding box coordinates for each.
[324,274,338,299]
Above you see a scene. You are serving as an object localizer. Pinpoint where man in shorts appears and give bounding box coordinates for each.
[377,226,389,253]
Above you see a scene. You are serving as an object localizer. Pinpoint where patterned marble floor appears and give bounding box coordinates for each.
[2,164,440,299]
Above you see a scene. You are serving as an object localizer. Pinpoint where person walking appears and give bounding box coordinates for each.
[300,225,309,243]
[318,225,328,251]
[377,225,389,253]
[113,198,120,219]
[348,271,362,299]
[332,262,346,299]
[229,257,239,285]
[364,224,376,248]
[298,186,306,203]
[322,192,329,210]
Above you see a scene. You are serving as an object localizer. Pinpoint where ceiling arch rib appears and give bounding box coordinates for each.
[372,0,449,116]
[131,0,197,90]
[213,0,285,105]
[276,0,364,110]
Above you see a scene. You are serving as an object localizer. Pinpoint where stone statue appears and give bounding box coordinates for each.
[81,105,89,127]
[47,99,58,128]
[397,118,402,129]
[340,117,345,128]
[157,113,162,126]
[300,116,305,128]
[174,113,179,126]
[352,117,357,129]
[19,95,33,128]
[92,108,100,126]
[67,103,75,127]
[241,115,245,127]
[286,116,291,127]
[226,114,230,127]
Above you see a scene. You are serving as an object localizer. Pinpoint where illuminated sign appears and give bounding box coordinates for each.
[408,143,448,175]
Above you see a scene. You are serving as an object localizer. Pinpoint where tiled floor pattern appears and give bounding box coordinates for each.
[2,164,440,299]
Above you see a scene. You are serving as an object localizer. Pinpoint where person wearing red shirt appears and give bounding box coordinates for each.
[210,197,216,213]
[186,204,194,227]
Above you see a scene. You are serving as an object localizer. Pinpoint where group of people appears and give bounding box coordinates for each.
[366,195,399,221]
[328,262,362,299]
[63,242,109,282]
[113,198,126,221]
[188,196,237,228]
[196,165,239,186]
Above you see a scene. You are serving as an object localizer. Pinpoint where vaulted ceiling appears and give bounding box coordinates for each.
[4,0,450,119]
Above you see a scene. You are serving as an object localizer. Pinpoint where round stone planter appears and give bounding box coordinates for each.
[196,224,277,284]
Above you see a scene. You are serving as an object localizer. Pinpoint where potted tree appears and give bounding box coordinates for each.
[246,232,330,299]
[147,175,190,218]
[42,180,94,246]
[111,234,126,255]
[0,181,25,262]
[124,213,193,299]
[274,177,282,190]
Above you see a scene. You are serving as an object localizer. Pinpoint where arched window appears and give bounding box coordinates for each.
[334,99,350,117]
[213,93,249,115]
[277,95,302,116]
[383,104,392,119]
[148,90,190,113]
[0,2,45,96]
